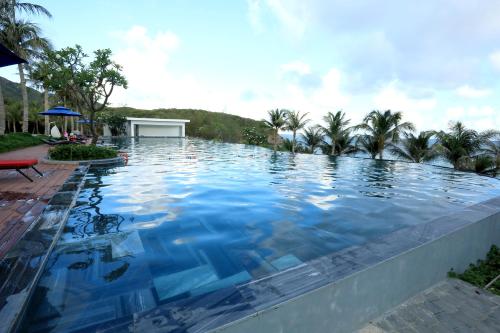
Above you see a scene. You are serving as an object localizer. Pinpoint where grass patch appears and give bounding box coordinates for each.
[49,145,118,161]
[448,245,500,295]
[0,133,47,153]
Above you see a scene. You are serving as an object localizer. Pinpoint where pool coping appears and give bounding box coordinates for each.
[0,165,89,333]
[41,156,125,166]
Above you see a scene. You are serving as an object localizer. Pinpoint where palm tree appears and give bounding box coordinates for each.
[436,122,498,169]
[321,111,350,155]
[264,109,287,151]
[481,140,500,171]
[356,110,415,159]
[356,134,379,159]
[0,1,51,133]
[285,110,309,154]
[28,54,53,134]
[389,131,438,163]
[301,126,323,154]
[321,128,358,155]
[0,1,52,19]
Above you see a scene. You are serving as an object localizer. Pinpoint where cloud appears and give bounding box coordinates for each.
[371,81,438,130]
[110,26,228,111]
[445,106,500,131]
[254,1,500,89]
[281,61,311,75]
[246,0,309,38]
[455,85,492,98]
[247,0,263,32]
[490,50,500,71]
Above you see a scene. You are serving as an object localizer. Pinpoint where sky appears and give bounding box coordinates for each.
[1,0,499,132]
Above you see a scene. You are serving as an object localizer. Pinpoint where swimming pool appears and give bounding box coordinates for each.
[23,138,500,332]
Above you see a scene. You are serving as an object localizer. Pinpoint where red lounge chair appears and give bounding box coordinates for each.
[0,159,43,182]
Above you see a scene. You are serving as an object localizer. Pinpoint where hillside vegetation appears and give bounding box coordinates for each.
[108,107,270,143]
[1,76,270,144]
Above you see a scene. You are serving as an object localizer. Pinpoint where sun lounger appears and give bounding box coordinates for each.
[0,159,43,182]
[42,138,79,146]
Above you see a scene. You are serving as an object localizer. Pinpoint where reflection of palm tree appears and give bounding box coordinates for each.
[301,126,323,154]
[356,110,415,159]
[389,131,438,163]
[74,170,124,238]
[264,109,287,151]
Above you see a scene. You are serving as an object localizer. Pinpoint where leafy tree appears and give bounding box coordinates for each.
[49,45,127,144]
[356,110,415,159]
[264,108,287,151]
[285,110,309,154]
[389,131,438,163]
[301,126,323,154]
[243,126,266,145]
[0,1,51,132]
[321,111,350,155]
[100,112,127,136]
[436,122,497,169]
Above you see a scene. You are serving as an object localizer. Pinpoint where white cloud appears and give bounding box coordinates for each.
[372,82,437,131]
[110,26,229,111]
[246,0,309,38]
[445,106,500,131]
[247,0,263,32]
[455,85,491,98]
[280,60,311,75]
[489,50,500,71]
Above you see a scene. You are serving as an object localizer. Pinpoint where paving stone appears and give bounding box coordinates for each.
[362,279,500,333]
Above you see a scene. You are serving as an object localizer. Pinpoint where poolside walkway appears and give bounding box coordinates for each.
[0,145,76,258]
[359,278,500,332]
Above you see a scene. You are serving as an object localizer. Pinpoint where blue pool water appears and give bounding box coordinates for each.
[24,138,500,332]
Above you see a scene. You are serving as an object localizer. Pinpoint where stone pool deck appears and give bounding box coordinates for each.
[360,278,500,332]
[0,145,76,258]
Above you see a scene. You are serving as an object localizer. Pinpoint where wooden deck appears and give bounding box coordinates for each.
[0,145,76,258]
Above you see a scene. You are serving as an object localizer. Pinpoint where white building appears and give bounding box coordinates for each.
[104,117,190,137]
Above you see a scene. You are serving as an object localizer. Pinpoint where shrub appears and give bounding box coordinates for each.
[448,245,500,295]
[0,133,47,153]
[243,127,267,145]
[100,113,127,136]
[49,144,118,161]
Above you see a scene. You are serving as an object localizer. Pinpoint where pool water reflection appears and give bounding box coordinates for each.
[23,138,500,332]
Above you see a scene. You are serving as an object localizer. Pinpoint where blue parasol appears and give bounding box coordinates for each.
[39,106,81,117]
[39,106,81,138]
[0,43,27,68]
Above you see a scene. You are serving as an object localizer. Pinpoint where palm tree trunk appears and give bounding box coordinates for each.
[18,63,29,133]
[292,131,296,154]
[0,81,5,135]
[331,139,335,155]
[273,129,277,151]
[44,88,49,135]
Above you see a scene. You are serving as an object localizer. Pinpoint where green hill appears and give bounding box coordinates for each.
[108,107,269,144]
[0,76,43,104]
[0,76,269,144]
